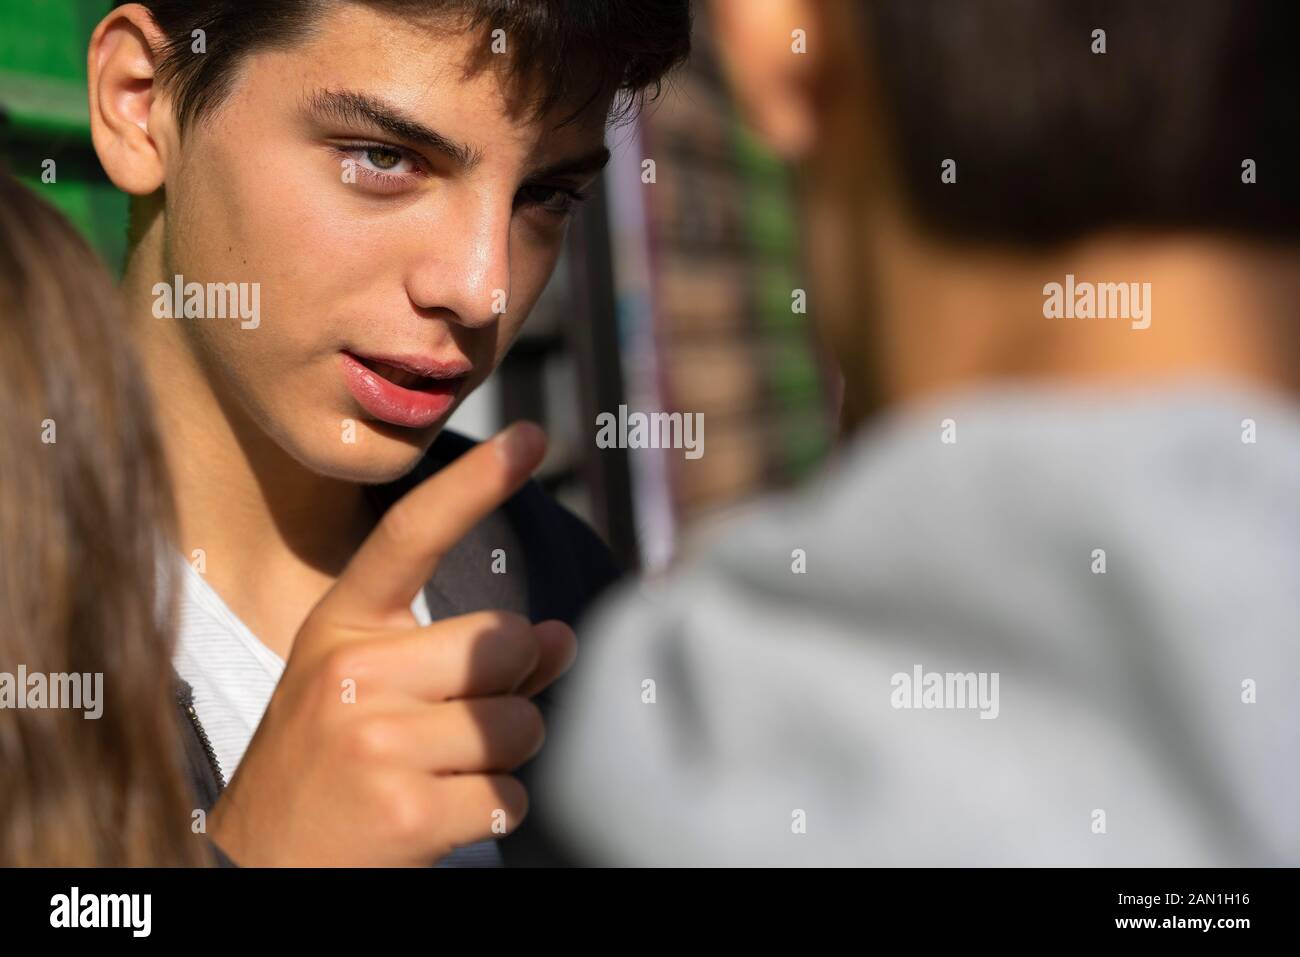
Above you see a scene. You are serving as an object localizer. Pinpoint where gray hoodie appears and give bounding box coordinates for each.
[538,380,1299,866]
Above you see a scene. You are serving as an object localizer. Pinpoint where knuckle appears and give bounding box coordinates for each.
[375,778,426,842]
[346,715,400,761]
[319,647,368,687]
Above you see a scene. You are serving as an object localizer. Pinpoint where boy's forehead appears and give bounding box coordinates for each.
[278,2,611,147]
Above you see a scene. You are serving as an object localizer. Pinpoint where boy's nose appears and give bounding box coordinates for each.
[406,201,511,330]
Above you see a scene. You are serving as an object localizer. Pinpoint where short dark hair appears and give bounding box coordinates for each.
[865,0,1300,245]
[122,0,692,132]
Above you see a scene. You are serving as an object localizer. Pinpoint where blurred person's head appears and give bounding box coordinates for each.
[712,0,1300,426]
[0,169,206,865]
[88,1,690,484]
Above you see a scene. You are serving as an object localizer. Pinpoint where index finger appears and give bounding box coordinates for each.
[317,421,546,627]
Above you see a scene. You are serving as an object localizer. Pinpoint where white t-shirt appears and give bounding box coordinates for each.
[171,555,501,866]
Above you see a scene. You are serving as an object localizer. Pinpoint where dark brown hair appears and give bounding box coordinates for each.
[0,169,206,866]
[865,0,1300,245]
[120,0,693,131]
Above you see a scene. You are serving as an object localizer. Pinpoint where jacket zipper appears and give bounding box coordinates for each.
[176,684,227,793]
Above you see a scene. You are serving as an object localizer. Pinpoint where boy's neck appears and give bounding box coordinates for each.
[865,209,1300,407]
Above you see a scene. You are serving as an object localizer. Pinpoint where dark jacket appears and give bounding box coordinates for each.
[173,428,623,866]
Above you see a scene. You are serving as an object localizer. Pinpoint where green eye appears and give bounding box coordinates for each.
[366,148,402,170]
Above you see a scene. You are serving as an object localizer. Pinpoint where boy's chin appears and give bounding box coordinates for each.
[292,424,441,485]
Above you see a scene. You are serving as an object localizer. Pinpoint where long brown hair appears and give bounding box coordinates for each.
[0,169,206,866]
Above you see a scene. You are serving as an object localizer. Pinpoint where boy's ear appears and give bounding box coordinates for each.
[87,3,175,195]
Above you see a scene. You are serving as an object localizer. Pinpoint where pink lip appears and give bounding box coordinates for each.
[340,351,468,429]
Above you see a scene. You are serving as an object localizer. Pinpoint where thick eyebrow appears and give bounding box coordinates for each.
[305,89,483,169]
[528,146,612,182]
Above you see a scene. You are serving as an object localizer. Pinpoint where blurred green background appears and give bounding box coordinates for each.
[0,0,126,273]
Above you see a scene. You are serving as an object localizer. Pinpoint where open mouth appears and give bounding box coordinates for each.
[339,350,470,429]
[353,356,441,391]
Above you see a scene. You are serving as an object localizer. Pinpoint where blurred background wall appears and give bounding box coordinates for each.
[0,1,836,573]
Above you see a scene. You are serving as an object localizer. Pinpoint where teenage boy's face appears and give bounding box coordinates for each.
[154,5,610,482]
